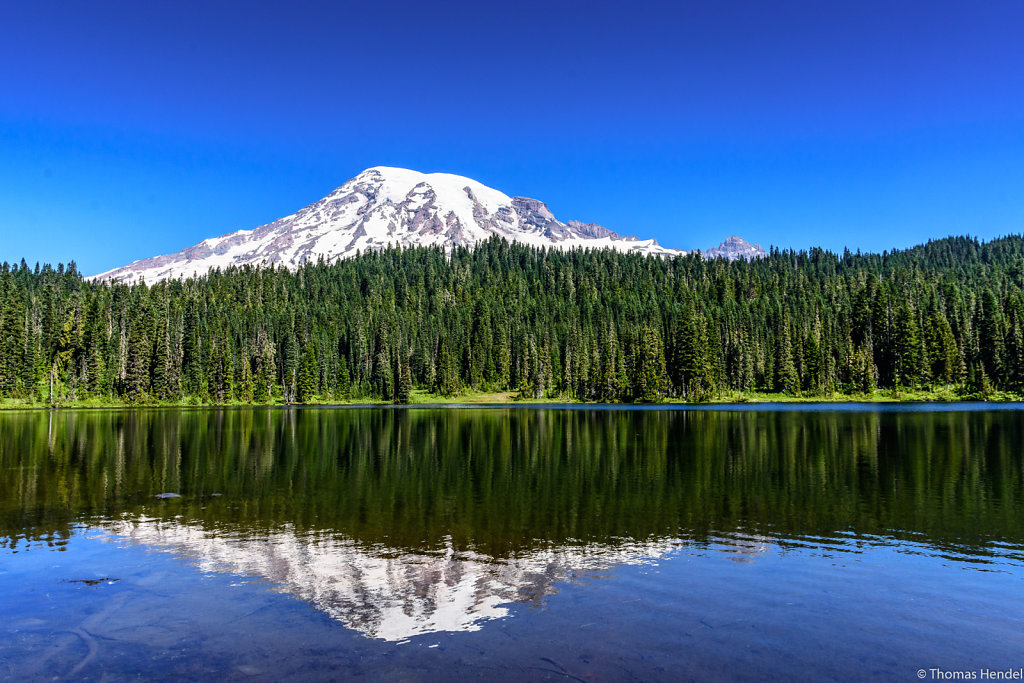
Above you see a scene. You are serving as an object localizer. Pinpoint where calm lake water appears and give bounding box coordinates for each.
[1,405,1022,681]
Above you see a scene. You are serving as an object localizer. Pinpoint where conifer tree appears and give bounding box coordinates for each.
[633,326,667,402]
[893,301,923,388]
[298,345,318,403]
[125,299,154,402]
[773,320,799,395]
[0,234,1023,405]
[395,352,412,404]
[979,288,1005,380]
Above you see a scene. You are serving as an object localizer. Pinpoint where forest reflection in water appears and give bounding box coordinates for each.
[1,405,1023,645]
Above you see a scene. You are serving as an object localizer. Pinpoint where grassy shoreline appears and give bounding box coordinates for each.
[2,387,1020,411]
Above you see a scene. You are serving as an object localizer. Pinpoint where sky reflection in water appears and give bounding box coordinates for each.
[1,405,1022,679]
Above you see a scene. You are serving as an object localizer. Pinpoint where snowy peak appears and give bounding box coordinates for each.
[346,166,515,223]
[88,167,686,283]
[702,235,766,261]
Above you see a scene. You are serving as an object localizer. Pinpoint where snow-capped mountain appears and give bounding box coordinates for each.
[701,235,766,260]
[90,167,686,284]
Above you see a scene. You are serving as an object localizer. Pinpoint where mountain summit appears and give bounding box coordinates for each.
[701,235,766,260]
[90,167,686,283]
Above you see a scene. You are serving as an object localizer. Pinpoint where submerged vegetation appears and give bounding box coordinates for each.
[1,235,1024,407]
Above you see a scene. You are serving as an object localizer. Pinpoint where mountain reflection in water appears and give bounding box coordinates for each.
[2,405,1023,642]
[91,519,675,641]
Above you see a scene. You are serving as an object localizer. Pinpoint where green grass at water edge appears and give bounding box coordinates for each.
[2,386,1020,411]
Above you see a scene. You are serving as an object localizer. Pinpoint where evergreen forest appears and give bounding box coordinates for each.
[2,235,1024,406]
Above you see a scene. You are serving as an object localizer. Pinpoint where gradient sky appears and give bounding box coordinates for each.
[2,1,1023,275]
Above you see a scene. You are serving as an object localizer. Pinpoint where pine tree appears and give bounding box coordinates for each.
[298,344,318,403]
[979,289,1005,380]
[125,299,154,402]
[182,296,203,396]
[1005,300,1024,391]
[283,329,300,402]
[671,306,711,401]
[892,301,922,388]
[337,355,352,399]
[254,331,276,402]
[803,333,823,394]
[924,309,959,387]
[151,318,170,400]
[598,328,622,402]
[773,320,799,395]
[633,326,668,402]
[435,340,460,397]
[238,354,255,403]
[395,351,412,404]
[0,279,26,395]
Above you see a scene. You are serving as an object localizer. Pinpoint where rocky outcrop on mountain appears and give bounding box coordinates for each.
[90,167,686,284]
[702,235,766,261]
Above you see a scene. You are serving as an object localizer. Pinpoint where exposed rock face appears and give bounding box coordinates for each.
[90,167,686,284]
[702,235,766,261]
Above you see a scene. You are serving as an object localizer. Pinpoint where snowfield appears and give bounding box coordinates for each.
[89,166,686,284]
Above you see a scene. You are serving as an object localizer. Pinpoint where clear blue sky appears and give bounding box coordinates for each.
[2,1,1023,275]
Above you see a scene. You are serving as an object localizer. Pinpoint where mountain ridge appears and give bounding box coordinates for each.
[90,167,693,283]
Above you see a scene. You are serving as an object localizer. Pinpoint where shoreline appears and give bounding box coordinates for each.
[2,389,1021,411]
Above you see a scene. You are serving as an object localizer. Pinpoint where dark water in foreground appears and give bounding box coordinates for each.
[1,405,1022,681]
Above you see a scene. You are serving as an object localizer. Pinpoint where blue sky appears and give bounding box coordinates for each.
[2,1,1023,275]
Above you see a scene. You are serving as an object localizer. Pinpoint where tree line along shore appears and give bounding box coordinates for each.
[1,235,1023,408]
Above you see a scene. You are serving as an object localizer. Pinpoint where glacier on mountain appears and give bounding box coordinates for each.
[90,166,686,284]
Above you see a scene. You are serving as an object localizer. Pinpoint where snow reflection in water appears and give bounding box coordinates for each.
[95,518,677,641]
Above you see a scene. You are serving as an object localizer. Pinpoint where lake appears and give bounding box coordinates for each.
[1,405,1022,681]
